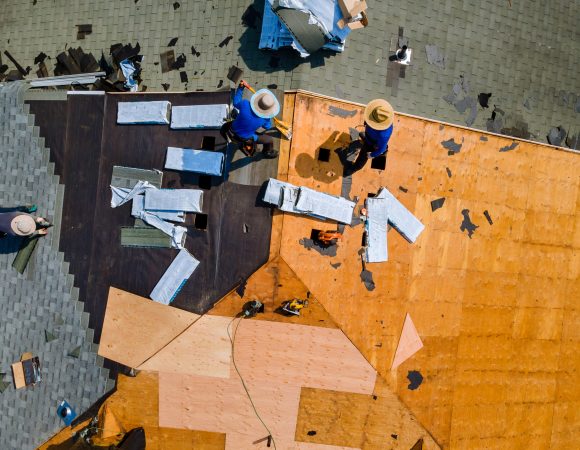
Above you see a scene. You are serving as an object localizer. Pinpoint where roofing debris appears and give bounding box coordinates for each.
[441,137,462,155]
[76,24,93,40]
[478,92,492,108]
[259,0,366,57]
[499,141,519,152]
[425,44,445,69]
[459,209,478,238]
[430,198,445,212]
[483,210,493,225]
[547,126,567,146]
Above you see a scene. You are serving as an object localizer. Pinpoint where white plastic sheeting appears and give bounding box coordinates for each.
[150,249,200,305]
[364,187,425,263]
[131,194,185,223]
[164,147,224,176]
[110,181,156,208]
[110,181,189,248]
[365,197,389,263]
[263,178,355,224]
[170,104,228,129]
[117,101,171,124]
[144,189,203,213]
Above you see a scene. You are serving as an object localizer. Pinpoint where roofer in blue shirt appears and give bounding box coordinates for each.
[220,81,280,158]
[346,99,394,173]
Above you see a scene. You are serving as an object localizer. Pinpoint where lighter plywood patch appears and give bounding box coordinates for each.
[139,315,232,378]
[98,287,198,368]
[391,313,424,369]
[234,319,377,394]
[99,287,231,378]
[159,372,302,450]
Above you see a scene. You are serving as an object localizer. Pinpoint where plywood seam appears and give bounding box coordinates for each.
[136,313,206,369]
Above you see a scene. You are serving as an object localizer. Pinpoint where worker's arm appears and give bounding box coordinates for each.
[369,126,393,158]
[233,85,245,108]
[253,118,273,140]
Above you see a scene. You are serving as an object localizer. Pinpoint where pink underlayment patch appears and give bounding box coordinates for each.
[391,313,424,369]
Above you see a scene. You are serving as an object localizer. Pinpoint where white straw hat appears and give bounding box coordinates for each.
[250,89,280,119]
[10,214,36,236]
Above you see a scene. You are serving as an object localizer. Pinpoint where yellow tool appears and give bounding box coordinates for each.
[241,80,293,140]
[281,298,308,316]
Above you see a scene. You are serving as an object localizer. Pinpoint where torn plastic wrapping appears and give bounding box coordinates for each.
[120,58,138,92]
[260,0,351,57]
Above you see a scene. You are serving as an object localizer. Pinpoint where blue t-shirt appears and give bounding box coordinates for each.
[365,123,393,157]
[231,87,272,140]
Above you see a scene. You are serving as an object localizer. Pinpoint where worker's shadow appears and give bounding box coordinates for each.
[293,130,351,184]
[0,235,22,255]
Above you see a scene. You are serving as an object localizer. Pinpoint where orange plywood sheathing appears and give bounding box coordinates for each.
[98,403,126,441]
[210,256,339,329]
[98,287,199,368]
[277,90,580,447]
[294,386,439,450]
[391,313,424,369]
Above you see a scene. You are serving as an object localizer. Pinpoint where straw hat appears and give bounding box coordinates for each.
[10,214,36,236]
[364,99,394,130]
[250,89,280,119]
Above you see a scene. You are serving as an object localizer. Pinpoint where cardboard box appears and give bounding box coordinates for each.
[338,0,367,19]
[337,11,369,30]
[348,11,369,30]
[11,354,41,389]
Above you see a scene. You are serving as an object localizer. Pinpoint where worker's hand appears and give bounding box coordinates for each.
[240,80,250,89]
[37,228,49,235]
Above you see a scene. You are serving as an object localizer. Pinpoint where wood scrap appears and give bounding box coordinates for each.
[3,50,30,76]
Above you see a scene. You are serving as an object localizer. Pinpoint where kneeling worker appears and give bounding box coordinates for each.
[0,211,52,239]
[221,81,280,158]
[350,98,395,172]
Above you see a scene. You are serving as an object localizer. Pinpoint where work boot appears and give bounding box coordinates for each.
[241,143,256,157]
[262,148,279,159]
[18,204,37,213]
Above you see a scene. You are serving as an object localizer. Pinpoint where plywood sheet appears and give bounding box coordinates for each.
[295,385,440,450]
[99,287,232,377]
[233,318,376,394]
[277,91,580,447]
[98,287,198,368]
[159,372,302,450]
[139,315,232,378]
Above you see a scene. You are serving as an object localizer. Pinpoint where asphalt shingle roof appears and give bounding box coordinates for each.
[0,82,112,450]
